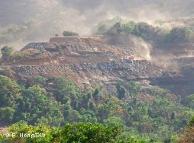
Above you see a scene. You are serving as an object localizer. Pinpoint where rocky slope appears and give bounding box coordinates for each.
[1,35,194,95]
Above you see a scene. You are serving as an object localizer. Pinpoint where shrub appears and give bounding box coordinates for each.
[63,31,79,36]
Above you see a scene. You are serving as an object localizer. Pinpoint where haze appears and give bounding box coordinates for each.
[0,0,194,49]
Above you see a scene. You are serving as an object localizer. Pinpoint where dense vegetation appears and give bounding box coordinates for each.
[96,20,194,49]
[63,31,79,37]
[0,122,149,143]
[0,74,194,142]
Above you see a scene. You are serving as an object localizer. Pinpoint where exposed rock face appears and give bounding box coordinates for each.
[1,36,163,85]
[1,35,194,95]
[13,60,163,85]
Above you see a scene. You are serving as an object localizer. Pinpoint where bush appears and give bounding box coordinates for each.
[0,107,15,123]
[14,85,64,126]
[0,75,21,108]
[1,122,135,143]
[8,121,53,143]
[1,46,13,59]
[63,31,79,36]
[165,27,193,43]
[60,123,121,143]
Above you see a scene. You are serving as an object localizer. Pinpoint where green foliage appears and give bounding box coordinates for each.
[127,81,141,98]
[0,76,193,142]
[122,21,136,33]
[0,107,15,123]
[116,132,149,143]
[183,94,194,108]
[131,22,158,41]
[0,75,20,124]
[1,46,13,59]
[165,27,194,43]
[33,76,47,86]
[9,50,34,62]
[0,134,3,142]
[0,75,21,108]
[60,123,122,143]
[104,116,124,127]
[8,121,53,143]
[52,77,80,102]
[116,81,141,99]
[95,17,122,35]
[97,19,194,51]
[1,122,145,143]
[189,116,194,126]
[116,83,126,99]
[63,31,79,36]
[15,85,64,126]
[99,20,161,43]
[80,109,97,123]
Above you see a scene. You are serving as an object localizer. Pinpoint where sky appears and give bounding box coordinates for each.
[0,0,194,49]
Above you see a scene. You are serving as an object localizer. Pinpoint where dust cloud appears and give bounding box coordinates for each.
[0,0,194,49]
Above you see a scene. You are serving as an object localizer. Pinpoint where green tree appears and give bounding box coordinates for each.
[189,116,194,126]
[1,122,149,143]
[60,123,122,143]
[0,75,21,124]
[127,81,141,98]
[1,46,13,60]
[104,116,124,127]
[116,83,126,99]
[7,121,53,143]
[116,132,149,143]
[166,27,193,43]
[184,94,194,108]
[15,85,64,126]
[0,107,15,123]
[0,75,21,108]
[0,76,21,124]
[33,76,47,86]
[122,21,136,33]
[53,78,79,99]
[63,31,79,36]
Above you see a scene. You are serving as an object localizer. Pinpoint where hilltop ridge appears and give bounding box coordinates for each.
[1,27,194,95]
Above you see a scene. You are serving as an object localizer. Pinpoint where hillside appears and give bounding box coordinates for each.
[1,30,194,95]
[0,35,161,86]
[1,20,194,142]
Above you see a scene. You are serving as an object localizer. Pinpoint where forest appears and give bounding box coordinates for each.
[0,74,193,142]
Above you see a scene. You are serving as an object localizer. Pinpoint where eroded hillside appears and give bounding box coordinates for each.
[1,30,194,95]
[0,36,162,86]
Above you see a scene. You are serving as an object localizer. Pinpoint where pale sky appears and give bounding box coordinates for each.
[0,0,194,48]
